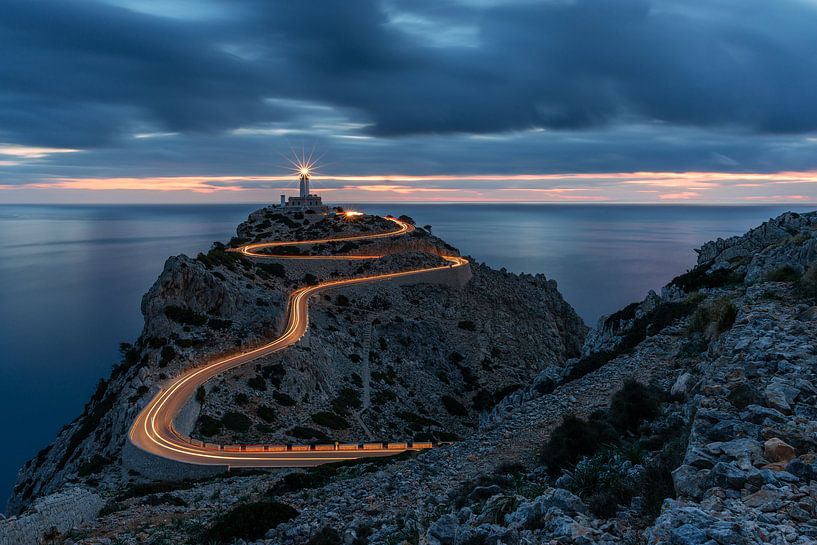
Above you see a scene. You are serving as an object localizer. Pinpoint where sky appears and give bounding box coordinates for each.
[2,0,817,204]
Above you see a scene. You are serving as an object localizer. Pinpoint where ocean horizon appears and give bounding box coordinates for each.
[1,202,815,510]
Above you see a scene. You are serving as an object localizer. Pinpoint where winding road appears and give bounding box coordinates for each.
[128,216,469,468]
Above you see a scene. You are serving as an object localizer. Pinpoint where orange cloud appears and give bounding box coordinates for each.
[657,192,701,200]
[742,195,807,201]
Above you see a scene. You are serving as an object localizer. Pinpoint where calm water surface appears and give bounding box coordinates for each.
[1,203,814,509]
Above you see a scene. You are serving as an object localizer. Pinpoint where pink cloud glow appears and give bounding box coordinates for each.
[2,169,817,203]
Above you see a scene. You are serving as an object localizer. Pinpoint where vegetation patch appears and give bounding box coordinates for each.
[311,411,350,430]
[164,305,207,327]
[202,500,298,543]
[198,415,222,436]
[566,296,702,382]
[331,388,362,415]
[765,265,801,282]
[457,320,476,331]
[273,391,297,406]
[541,381,689,518]
[257,405,276,422]
[441,395,468,417]
[196,243,252,272]
[670,265,744,293]
[222,412,252,433]
[288,426,331,441]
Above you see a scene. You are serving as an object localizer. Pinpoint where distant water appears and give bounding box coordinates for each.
[0,203,814,510]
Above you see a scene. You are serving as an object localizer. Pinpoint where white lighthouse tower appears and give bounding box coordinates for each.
[278,164,327,211]
[299,168,311,199]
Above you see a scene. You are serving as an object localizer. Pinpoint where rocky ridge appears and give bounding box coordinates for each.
[5,209,817,545]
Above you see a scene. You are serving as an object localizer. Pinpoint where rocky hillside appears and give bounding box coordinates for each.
[6,209,817,545]
[4,209,584,522]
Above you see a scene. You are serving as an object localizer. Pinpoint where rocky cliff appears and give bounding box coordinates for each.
[4,209,584,523]
[7,209,817,545]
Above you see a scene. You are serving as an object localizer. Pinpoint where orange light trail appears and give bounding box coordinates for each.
[129,217,469,467]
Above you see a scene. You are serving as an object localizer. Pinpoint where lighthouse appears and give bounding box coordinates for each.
[299,167,311,198]
[278,164,327,212]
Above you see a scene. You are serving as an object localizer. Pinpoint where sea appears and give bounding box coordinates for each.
[1,203,814,510]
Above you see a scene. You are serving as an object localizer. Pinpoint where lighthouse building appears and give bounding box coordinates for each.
[278,170,327,211]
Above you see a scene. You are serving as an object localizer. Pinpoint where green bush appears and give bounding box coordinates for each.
[288,426,330,441]
[457,320,476,331]
[797,262,817,301]
[222,412,252,433]
[196,243,252,271]
[164,305,207,326]
[561,447,636,517]
[670,265,743,292]
[311,411,350,430]
[307,527,342,545]
[159,345,176,367]
[77,454,112,477]
[198,415,222,436]
[688,296,737,338]
[248,375,267,391]
[257,262,286,278]
[441,395,468,417]
[207,317,232,331]
[609,380,661,433]
[195,386,206,404]
[540,414,617,476]
[257,405,276,422]
[331,388,361,415]
[203,501,298,543]
[765,265,801,282]
[273,391,297,406]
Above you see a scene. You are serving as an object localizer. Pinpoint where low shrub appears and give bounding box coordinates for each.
[77,454,112,477]
[457,320,476,331]
[164,305,207,326]
[441,395,468,417]
[248,375,267,391]
[765,265,801,282]
[540,414,617,476]
[288,426,330,441]
[311,411,350,430]
[159,345,176,367]
[198,415,221,436]
[609,380,661,433]
[142,493,188,507]
[560,447,636,518]
[331,388,361,415]
[257,405,276,422]
[670,265,743,293]
[222,412,252,433]
[307,527,342,545]
[257,262,286,278]
[195,386,206,404]
[688,296,737,338]
[797,262,817,301]
[273,391,297,406]
[203,501,298,543]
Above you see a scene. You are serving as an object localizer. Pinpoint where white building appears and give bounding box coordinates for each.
[279,169,327,211]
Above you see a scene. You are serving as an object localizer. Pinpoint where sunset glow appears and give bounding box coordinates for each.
[3,170,817,203]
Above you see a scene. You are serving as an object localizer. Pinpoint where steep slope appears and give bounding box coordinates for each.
[5,209,585,523]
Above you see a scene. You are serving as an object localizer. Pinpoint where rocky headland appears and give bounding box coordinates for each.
[4,208,817,545]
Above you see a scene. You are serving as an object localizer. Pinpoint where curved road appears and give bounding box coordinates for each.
[129,216,468,468]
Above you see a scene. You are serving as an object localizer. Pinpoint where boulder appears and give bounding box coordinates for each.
[672,373,693,397]
[764,438,796,463]
[764,379,800,413]
[709,462,747,490]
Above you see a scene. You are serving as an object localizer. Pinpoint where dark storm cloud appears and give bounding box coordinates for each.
[3,0,817,150]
